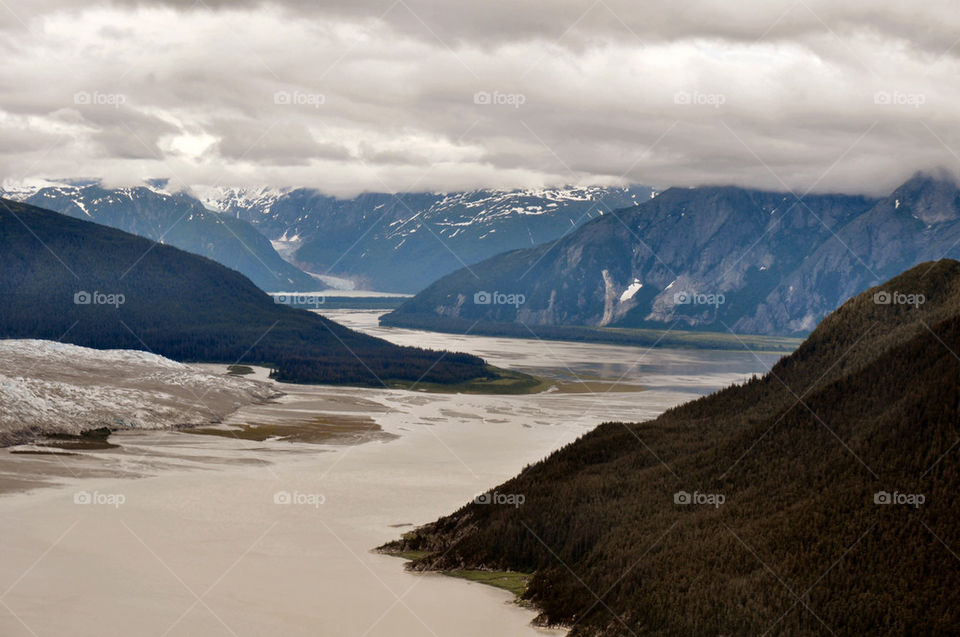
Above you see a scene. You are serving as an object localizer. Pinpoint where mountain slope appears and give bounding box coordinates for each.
[737,172,960,333]
[202,186,652,292]
[0,198,487,386]
[14,185,319,292]
[385,185,878,334]
[384,259,960,635]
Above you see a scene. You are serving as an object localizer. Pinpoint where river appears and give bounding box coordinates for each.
[0,312,783,636]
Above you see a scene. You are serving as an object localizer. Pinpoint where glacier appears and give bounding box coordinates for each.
[0,340,278,446]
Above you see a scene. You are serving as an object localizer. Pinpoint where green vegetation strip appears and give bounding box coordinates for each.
[383,549,531,598]
[385,365,551,395]
[440,570,531,597]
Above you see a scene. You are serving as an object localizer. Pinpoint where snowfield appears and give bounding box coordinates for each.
[0,340,279,446]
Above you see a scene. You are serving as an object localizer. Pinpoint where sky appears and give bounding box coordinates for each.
[0,0,958,197]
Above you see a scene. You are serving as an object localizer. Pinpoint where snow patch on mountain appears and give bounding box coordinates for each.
[1,179,181,203]
[194,186,291,217]
[271,238,303,261]
[1,178,74,201]
[422,185,640,229]
[619,279,643,302]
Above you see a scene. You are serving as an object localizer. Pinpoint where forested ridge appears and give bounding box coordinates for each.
[0,198,487,385]
[385,259,960,635]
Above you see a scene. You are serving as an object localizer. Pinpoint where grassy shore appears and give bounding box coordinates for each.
[215,361,550,395]
[384,365,552,395]
[381,548,532,600]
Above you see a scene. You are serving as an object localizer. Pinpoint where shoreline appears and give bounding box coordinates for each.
[378,313,804,354]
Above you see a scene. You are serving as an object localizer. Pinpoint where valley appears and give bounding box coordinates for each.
[0,313,778,636]
[3,183,959,636]
[2,3,958,633]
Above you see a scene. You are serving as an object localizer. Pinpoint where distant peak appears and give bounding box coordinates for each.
[887,170,960,224]
[904,167,960,188]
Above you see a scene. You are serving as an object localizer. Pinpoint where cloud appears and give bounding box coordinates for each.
[98,0,960,55]
[0,0,958,197]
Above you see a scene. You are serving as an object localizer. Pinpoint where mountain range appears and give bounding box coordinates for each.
[3,182,652,295]
[383,173,960,336]
[201,185,652,292]
[2,183,320,292]
[384,259,960,635]
[0,197,489,386]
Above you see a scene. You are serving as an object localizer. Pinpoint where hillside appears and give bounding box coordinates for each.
[201,185,652,292]
[383,260,960,635]
[9,184,319,292]
[0,198,489,386]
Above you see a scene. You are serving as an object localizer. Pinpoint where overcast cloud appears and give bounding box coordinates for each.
[0,0,958,197]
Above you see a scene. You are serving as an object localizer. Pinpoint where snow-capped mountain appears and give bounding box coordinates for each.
[0,340,277,446]
[197,185,653,292]
[196,185,292,221]
[1,182,319,292]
